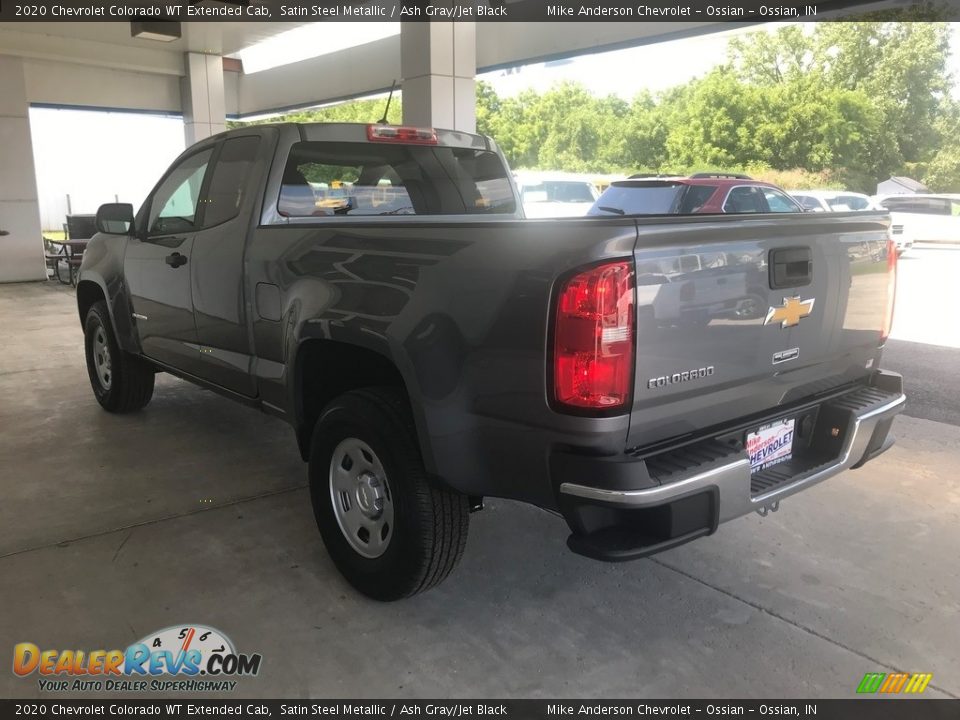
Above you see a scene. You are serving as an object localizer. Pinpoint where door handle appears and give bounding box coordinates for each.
[165,252,188,268]
[769,246,812,289]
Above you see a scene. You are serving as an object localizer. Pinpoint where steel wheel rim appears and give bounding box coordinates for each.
[329,438,394,559]
[93,325,112,390]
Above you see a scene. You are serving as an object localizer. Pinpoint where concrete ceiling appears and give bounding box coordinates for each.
[0,21,309,75]
[0,21,299,53]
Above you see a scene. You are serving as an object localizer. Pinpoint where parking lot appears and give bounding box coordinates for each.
[0,245,958,699]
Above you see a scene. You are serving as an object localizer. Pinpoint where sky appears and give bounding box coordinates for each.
[478,29,745,98]
[479,22,960,99]
[29,22,960,230]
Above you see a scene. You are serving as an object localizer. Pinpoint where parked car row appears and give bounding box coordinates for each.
[871,194,960,254]
[788,190,876,213]
[587,173,803,216]
[519,171,959,256]
[514,172,600,218]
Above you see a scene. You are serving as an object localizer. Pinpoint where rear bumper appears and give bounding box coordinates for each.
[557,370,905,561]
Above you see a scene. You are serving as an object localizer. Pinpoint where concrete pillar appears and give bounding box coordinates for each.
[182,53,226,147]
[0,56,46,283]
[401,19,476,132]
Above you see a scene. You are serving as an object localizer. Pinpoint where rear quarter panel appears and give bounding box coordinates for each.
[246,218,638,507]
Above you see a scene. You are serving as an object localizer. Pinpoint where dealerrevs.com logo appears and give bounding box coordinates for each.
[13,624,262,693]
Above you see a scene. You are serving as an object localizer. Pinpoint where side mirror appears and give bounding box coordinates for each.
[95,203,134,235]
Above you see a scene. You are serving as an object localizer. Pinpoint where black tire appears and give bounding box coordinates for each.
[308,387,469,601]
[84,300,155,413]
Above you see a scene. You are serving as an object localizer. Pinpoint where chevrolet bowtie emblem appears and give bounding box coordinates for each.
[764,296,815,328]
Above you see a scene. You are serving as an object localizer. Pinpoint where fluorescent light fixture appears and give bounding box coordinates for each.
[130,21,182,42]
[235,23,400,74]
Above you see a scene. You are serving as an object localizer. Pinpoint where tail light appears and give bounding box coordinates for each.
[881,237,897,343]
[553,260,635,411]
[367,125,438,145]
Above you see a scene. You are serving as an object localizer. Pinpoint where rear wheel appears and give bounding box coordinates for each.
[308,387,469,600]
[84,300,155,412]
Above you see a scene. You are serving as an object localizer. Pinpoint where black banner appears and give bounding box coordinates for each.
[1,0,959,23]
[1,700,959,719]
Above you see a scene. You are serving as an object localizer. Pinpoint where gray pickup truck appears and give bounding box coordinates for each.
[78,123,904,600]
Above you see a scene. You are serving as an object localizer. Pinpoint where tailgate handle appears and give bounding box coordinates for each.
[769,246,812,289]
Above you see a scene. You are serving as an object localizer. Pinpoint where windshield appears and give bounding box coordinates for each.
[793,195,823,211]
[521,181,598,204]
[828,195,870,210]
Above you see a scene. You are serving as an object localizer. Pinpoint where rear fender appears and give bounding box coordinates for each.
[290,316,437,476]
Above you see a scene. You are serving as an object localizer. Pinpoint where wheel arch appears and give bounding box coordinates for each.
[76,273,140,355]
[76,279,107,328]
[293,338,437,474]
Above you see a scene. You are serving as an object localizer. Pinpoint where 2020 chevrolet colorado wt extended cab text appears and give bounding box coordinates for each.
[78,123,904,600]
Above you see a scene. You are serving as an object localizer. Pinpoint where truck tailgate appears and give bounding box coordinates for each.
[627,212,892,451]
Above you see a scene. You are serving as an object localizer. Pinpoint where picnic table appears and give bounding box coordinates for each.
[45,238,89,286]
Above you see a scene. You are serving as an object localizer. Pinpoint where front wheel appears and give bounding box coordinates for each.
[308,387,469,600]
[84,300,155,413]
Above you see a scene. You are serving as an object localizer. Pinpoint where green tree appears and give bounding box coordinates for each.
[815,22,951,163]
[233,21,957,192]
[662,69,759,168]
[727,25,814,85]
[920,101,960,191]
[728,21,953,182]
[619,91,669,170]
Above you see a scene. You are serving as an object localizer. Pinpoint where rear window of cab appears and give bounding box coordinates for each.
[588,182,688,215]
[878,197,958,215]
[277,142,516,218]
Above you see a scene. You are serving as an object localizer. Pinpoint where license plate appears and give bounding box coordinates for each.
[747,418,795,474]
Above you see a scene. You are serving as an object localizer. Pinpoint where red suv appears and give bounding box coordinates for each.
[588,173,804,215]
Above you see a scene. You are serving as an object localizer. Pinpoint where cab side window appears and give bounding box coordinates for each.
[763,188,802,213]
[148,149,213,236]
[839,195,870,211]
[202,137,261,228]
[723,186,767,213]
[678,185,716,214]
[794,195,821,211]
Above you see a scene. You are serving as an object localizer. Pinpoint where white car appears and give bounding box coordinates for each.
[515,172,599,218]
[789,190,878,213]
[872,194,960,255]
